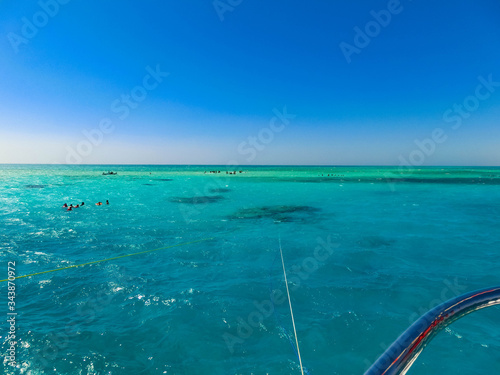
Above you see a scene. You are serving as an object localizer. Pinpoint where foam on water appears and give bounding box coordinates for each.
[0,165,499,374]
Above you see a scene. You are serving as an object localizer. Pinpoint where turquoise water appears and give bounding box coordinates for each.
[1,165,499,374]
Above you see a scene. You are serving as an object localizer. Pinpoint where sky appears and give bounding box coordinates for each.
[0,0,499,165]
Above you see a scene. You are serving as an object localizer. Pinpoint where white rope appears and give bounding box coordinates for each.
[279,239,305,375]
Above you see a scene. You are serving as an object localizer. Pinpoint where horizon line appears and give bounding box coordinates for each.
[1,163,499,168]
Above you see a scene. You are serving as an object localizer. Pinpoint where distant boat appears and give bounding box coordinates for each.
[102,171,117,175]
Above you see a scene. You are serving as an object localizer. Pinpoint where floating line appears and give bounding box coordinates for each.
[269,251,310,375]
[279,238,305,375]
[0,238,213,283]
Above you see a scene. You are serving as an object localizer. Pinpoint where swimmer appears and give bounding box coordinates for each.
[106,200,109,205]
[96,202,103,206]
[67,206,72,211]
[63,203,68,208]
[75,204,79,208]
[81,202,85,206]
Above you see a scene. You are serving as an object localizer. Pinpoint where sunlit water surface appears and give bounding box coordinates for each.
[1,165,499,374]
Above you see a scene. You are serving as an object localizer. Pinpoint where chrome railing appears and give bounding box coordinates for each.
[365,286,500,375]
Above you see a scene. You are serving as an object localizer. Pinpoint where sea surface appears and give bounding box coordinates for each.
[1,165,499,375]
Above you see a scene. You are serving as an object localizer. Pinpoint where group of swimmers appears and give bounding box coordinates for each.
[63,200,109,211]
[204,170,244,174]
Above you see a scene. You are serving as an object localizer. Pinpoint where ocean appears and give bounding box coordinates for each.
[1,165,499,374]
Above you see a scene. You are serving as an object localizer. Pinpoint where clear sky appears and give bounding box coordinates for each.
[1,0,499,165]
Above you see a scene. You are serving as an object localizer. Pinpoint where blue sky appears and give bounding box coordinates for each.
[1,0,499,165]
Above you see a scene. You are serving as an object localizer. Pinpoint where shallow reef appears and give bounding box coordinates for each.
[356,235,395,248]
[209,188,231,193]
[169,195,225,204]
[228,205,321,223]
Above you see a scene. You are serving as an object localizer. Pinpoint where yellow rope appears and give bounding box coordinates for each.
[0,238,213,283]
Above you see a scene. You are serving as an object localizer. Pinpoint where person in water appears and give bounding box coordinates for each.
[63,203,68,208]
[81,202,85,206]
[106,200,109,205]
[67,206,72,211]
[96,202,103,206]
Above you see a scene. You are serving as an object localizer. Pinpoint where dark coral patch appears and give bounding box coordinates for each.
[357,236,395,248]
[209,188,231,193]
[169,195,225,205]
[228,205,320,223]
